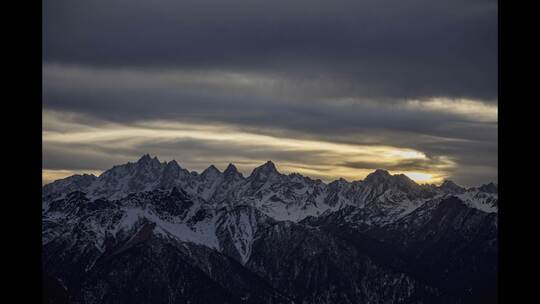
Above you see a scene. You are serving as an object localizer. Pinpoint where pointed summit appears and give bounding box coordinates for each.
[363,169,418,188]
[201,165,221,179]
[224,163,237,173]
[364,169,391,183]
[250,160,280,179]
[262,160,277,169]
[138,154,152,163]
[159,160,185,189]
[439,180,465,194]
[478,182,497,194]
[394,173,418,187]
[136,154,161,169]
[166,159,180,168]
[223,163,243,178]
[137,154,161,164]
[162,159,181,176]
[373,169,391,175]
[260,160,278,171]
[338,177,348,183]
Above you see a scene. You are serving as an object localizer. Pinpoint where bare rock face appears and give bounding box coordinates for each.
[303,196,497,303]
[245,221,451,304]
[43,156,497,303]
[73,225,289,304]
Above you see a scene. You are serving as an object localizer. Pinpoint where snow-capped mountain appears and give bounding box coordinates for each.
[42,155,497,304]
[43,155,497,221]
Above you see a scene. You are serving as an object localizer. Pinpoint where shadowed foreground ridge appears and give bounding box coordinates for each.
[43,156,497,303]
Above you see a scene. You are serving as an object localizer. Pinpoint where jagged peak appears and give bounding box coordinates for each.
[165,159,180,168]
[288,172,306,181]
[364,169,391,182]
[224,163,237,172]
[362,169,421,191]
[161,160,186,179]
[136,154,161,167]
[250,160,280,178]
[439,179,465,193]
[329,177,349,188]
[372,169,391,175]
[478,182,498,193]
[138,154,152,163]
[201,164,222,178]
[209,164,220,172]
[262,160,277,169]
[224,163,243,177]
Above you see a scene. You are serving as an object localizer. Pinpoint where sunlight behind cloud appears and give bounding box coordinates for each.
[43,111,455,184]
[42,169,103,186]
[406,98,498,123]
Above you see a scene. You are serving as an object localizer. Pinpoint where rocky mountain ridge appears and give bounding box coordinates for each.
[42,155,497,304]
[43,155,497,221]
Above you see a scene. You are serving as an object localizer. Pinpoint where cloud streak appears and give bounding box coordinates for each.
[44,109,468,184]
[42,0,497,186]
[44,0,497,101]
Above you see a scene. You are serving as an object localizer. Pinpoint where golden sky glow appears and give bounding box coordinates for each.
[41,1,497,188]
[406,98,498,123]
[42,169,103,186]
[43,110,456,185]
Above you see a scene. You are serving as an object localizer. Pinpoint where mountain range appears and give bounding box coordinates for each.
[43,155,497,304]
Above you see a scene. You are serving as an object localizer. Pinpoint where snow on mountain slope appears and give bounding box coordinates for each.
[43,155,498,303]
[42,173,97,207]
[215,205,275,264]
[42,187,277,266]
[43,155,498,224]
[455,188,498,213]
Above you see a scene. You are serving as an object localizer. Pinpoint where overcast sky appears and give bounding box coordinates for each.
[42,0,497,186]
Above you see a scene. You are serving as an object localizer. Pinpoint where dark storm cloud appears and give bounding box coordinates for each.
[43,65,496,143]
[43,0,497,101]
[42,0,497,186]
[42,62,497,185]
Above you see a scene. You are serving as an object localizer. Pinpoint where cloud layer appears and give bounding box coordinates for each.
[43,0,497,186]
